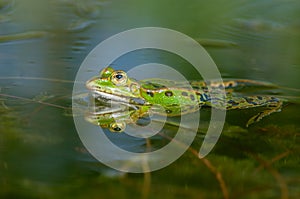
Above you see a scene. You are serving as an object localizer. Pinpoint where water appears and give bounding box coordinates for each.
[1,0,299,198]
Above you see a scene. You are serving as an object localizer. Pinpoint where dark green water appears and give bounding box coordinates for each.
[1,0,299,198]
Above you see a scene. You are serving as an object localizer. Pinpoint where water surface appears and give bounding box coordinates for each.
[1,0,299,198]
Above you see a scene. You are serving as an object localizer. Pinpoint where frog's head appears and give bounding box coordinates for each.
[86,67,145,105]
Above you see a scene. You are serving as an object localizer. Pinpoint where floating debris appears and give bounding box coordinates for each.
[195,38,238,48]
[0,31,48,43]
[67,19,95,32]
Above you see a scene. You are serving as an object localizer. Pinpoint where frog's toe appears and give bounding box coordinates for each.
[246,112,264,127]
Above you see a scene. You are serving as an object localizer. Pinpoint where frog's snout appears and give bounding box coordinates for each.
[86,77,98,90]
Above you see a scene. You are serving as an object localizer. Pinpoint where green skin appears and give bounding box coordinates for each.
[85,67,282,132]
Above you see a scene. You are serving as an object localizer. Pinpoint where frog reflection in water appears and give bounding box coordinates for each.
[85,67,282,132]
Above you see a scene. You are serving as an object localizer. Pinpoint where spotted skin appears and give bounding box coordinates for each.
[86,67,283,131]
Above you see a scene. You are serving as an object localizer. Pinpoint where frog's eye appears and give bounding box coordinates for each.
[111,71,128,86]
[109,122,126,133]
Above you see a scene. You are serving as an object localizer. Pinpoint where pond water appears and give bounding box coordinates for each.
[1,0,300,198]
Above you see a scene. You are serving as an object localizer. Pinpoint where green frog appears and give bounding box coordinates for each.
[85,67,283,132]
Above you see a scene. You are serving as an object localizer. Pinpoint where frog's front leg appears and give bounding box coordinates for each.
[226,95,283,127]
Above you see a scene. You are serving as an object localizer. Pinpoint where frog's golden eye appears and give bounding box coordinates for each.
[109,122,126,133]
[111,71,128,86]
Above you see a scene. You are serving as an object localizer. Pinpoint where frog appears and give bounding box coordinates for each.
[85,66,283,132]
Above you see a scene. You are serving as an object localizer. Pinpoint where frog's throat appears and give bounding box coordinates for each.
[90,90,146,106]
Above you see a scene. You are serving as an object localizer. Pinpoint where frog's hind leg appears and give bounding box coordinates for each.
[246,98,282,127]
[226,95,283,127]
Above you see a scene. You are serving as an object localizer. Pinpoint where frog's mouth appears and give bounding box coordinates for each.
[87,88,146,106]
